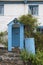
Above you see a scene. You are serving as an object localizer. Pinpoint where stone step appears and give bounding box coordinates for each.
[0,60,24,65]
[12,48,20,53]
[0,56,24,65]
[0,48,24,65]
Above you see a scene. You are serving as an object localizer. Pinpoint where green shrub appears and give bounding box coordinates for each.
[20,49,43,65]
[2,40,8,48]
[20,49,29,61]
[0,31,8,47]
[35,50,43,65]
[33,32,43,51]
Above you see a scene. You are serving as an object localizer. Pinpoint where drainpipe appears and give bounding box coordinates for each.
[24,0,27,4]
[24,0,27,15]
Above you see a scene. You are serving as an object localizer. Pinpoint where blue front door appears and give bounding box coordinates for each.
[12,27,20,47]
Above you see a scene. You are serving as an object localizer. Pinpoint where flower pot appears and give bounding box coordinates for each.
[25,38,35,54]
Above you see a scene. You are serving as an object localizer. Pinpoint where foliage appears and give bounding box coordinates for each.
[35,50,43,65]
[18,14,38,37]
[2,40,8,47]
[18,14,43,51]
[33,32,43,51]
[20,49,29,61]
[0,31,8,47]
[0,31,8,36]
[0,32,4,36]
[20,49,43,65]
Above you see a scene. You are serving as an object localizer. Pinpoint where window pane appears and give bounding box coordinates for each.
[0,5,4,15]
[33,7,36,15]
[29,5,38,15]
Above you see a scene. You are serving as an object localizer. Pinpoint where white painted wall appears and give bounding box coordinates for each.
[0,3,43,32]
[0,4,28,32]
[38,4,43,26]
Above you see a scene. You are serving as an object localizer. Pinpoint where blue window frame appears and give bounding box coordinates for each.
[0,5,4,16]
[29,5,38,15]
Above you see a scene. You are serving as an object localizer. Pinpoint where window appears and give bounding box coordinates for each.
[0,5,4,16]
[37,26,43,33]
[29,5,38,15]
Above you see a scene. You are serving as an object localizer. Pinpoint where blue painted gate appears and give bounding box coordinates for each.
[12,27,20,47]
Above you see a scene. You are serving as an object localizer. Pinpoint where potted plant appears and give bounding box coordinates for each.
[18,14,38,54]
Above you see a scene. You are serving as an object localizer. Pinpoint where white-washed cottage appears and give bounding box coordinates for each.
[0,0,43,53]
[0,0,43,32]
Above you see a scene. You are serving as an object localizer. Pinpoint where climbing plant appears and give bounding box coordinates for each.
[18,14,38,37]
[18,14,43,51]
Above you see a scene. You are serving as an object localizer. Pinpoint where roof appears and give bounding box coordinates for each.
[0,0,43,1]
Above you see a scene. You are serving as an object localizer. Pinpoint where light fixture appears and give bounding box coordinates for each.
[13,18,17,23]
